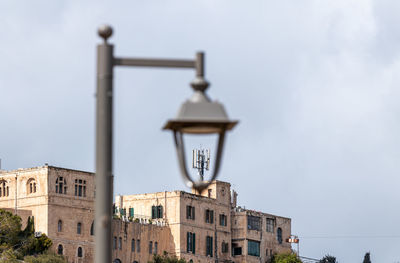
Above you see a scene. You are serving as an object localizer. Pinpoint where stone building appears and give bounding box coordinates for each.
[0,165,292,263]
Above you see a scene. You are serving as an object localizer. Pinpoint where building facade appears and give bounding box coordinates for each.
[0,165,291,263]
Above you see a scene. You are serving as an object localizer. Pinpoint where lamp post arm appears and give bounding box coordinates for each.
[114,52,205,78]
[114,57,196,69]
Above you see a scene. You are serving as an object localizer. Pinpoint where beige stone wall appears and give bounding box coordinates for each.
[231,209,292,263]
[0,167,49,233]
[0,166,96,263]
[112,219,174,263]
[1,165,293,263]
[47,167,95,263]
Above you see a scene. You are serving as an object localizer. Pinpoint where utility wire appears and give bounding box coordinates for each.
[299,235,400,239]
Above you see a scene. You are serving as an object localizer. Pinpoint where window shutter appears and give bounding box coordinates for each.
[192,207,195,220]
[159,206,163,218]
[151,206,156,219]
[186,206,189,219]
[130,208,134,217]
[211,211,214,224]
[187,232,190,252]
[193,233,196,254]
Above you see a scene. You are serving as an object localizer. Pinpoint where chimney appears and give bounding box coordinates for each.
[231,190,238,208]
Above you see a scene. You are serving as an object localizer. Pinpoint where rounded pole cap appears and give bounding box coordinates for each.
[98,25,113,42]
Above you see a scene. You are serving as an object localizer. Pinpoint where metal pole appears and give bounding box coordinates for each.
[95,25,114,263]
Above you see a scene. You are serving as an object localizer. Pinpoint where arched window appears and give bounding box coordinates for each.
[58,220,62,232]
[113,259,122,263]
[119,237,122,250]
[57,244,63,255]
[56,177,67,194]
[77,247,83,258]
[0,181,9,197]
[27,178,37,194]
[77,222,82,234]
[277,227,282,244]
[74,179,86,197]
[90,221,94,236]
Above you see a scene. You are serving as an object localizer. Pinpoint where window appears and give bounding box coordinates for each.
[187,232,196,254]
[266,218,275,233]
[205,209,214,224]
[74,179,86,197]
[233,247,242,256]
[131,239,135,252]
[247,215,261,231]
[27,178,36,194]
[119,237,122,250]
[90,221,94,235]
[77,222,82,234]
[57,244,63,255]
[206,236,213,257]
[0,181,9,197]
[137,239,141,252]
[154,242,158,254]
[149,241,153,254]
[186,205,195,220]
[248,240,260,257]
[120,208,126,216]
[222,242,229,253]
[58,220,62,232]
[277,228,282,244]
[55,177,67,194]
[219,214,227,226]
[77,247,83,258]
[113,237,117,250]
[129,207,134,217]
[151,205,163,219]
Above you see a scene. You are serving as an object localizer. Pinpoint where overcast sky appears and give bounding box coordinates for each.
[1,0,400,262]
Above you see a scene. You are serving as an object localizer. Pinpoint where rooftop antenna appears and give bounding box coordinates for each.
[192,148,210,181]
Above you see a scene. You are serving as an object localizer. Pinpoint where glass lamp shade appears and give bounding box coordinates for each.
[163,85,237,192]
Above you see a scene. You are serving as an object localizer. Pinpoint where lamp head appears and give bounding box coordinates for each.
[163,77,238,134]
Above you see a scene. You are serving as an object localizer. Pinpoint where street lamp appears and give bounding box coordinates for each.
[95,25,237,263]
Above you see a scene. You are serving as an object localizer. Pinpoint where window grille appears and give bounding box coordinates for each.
[247,215,261,231]
[55,177,67,194]
[247,240,260,257]
[277,228,283,244]
[266,218,275,233]
[74,179,86,197]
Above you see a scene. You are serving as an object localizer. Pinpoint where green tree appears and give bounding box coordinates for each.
[0,248,20,263]
[0,210,22,246]
[272,252,302,263]
[148,252,187,263]
[319,254,338,263]
[363,252,371,263]
[0,209,56,260]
